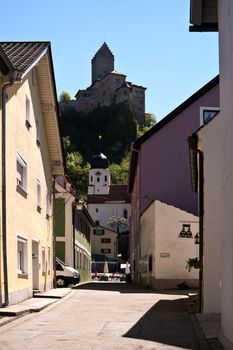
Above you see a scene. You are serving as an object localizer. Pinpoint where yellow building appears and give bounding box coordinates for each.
[91,226,118,261]
[0,42,64,306]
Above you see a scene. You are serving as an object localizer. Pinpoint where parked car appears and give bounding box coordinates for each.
[56,257,80,287]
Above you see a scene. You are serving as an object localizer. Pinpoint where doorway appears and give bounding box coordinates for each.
[32,240,39,291]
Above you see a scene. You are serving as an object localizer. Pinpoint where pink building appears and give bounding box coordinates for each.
[128,76,219,283]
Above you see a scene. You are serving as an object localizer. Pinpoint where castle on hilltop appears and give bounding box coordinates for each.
[63,43,146,125]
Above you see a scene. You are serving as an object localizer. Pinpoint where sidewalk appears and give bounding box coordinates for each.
[0,287,71,327]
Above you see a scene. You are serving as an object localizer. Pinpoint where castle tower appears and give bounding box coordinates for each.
[92,42,114,83]
[88,153,110,195]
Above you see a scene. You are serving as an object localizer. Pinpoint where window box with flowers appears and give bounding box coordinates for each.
[186,257,200,272]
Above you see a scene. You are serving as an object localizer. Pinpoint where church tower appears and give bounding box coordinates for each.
[88,153,111,195]
[91,42,114,83]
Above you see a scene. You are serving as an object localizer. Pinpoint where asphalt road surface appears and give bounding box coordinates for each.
[0,282,205,350]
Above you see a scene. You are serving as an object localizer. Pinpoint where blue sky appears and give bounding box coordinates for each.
[1,0,219,121]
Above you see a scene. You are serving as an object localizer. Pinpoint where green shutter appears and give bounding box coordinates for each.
[54,198,65,237]
[56,241,65,261]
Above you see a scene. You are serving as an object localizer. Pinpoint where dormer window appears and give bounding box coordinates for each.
[200,107,219,125]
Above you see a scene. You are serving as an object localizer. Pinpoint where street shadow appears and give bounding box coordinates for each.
[73,281,194,296]
[123,299,201,349]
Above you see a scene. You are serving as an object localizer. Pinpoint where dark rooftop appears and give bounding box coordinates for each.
[0,42,49,73]
[87,184,130,204]
[90,153,109,169]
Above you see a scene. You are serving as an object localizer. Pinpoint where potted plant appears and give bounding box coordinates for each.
[186,257,200,271]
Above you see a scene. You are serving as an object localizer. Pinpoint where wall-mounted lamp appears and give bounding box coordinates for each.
[194,233,200,244]
[178,224,193,238]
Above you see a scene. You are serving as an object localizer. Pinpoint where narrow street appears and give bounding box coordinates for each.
[0,282,206,350]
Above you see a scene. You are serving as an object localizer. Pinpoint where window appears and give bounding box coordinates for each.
[200,107,219,125]
[17,236,28,275]
[97,177,100,182]
[101,248,111,254]
[123,209,128,219]
[16,152,27,192]
[42,247,46,274]
[101,238,111,243]
[96,208,99,213]
[36,120,41,145]
[91,176,93,182]
[25,96,31,128]
[93,228,104,235]
[48,247,51,273]
[37,179,41,210]
[95,220,100,226]
[46,191,51,217]
[104,175,107,182]
[149,255,153,272]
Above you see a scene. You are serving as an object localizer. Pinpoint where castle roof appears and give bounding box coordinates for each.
[92,42,114,62]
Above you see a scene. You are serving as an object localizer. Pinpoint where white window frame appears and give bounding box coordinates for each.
[200,106,219,126]
[16,151,27,192]
[42,246,46,274]
[17,235,28,274]
[37,178,41,209]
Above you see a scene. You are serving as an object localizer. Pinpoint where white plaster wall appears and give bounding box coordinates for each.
[88,203,131,232]
[140,200,199,287]
[88,168,110,195]
[198,113,221,313]
[219,1,233,347]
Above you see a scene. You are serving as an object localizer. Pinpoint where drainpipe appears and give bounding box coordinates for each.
[188,136,204,312]
[1,72,21,306]
[72,201,76,269]
[198,150,204,313]
[1,81,11,306]
[52,175,57,288]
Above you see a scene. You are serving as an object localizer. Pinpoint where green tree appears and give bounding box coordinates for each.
[109,153,130,184]
[63,136,71,154]
[137,113,157,138]
[59,91,72,102]
[66,151,90,200]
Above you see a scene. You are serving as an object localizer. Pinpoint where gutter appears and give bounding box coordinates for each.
[188,135,204,313]
[1,71,22,306]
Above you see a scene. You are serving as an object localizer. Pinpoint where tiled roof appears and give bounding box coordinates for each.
[87,184,130,204]
[0,42,49,73]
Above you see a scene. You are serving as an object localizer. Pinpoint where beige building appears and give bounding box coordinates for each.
[0,42,64,306]
[55,177,95,283]
[140,200,199,290]
[190,1,233,348]
[189,112,221,313]
[91,226,118,261]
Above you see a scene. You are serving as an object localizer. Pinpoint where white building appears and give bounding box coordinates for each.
[87,153,131,260]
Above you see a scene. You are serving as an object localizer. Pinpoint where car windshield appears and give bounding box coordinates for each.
[56,257,68,266]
